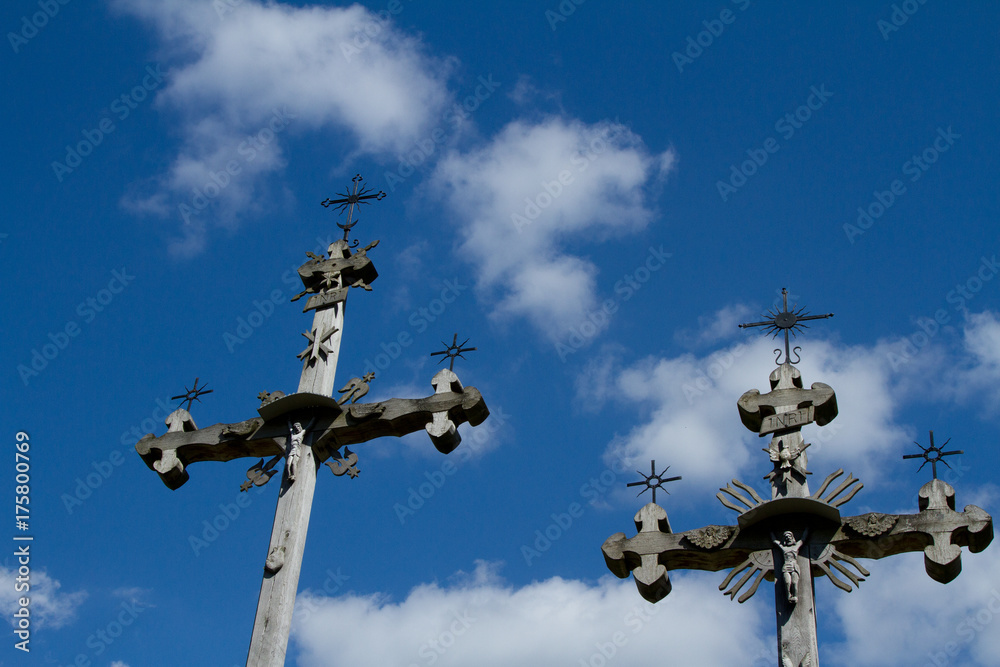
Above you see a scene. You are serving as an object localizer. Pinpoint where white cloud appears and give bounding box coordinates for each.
[954,311,1000,412]
[0,566,86,630]
[823,539,1000,666]
[112,0,454,255]
[291,560,770,667]
[583,334,914,504]
[674,303,755,347]
[431,117,674,339]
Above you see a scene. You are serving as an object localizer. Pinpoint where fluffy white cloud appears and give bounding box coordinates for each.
[0,566,86,630]
[953,311,1000,412]
[431,117,674,339]
[112,0,454,255]
[823,538,1000,666]
[579,335,914,504]
[291,560,771,667]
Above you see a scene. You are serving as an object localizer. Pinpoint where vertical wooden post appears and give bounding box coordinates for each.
[246,299,345,666]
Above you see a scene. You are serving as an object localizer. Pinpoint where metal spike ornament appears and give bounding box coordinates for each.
[738,287,834,364]
[171,377,213,412]
[430,333,477,371]
[903,431,964,479]
[626,460,681,504]
[321,174,386,246]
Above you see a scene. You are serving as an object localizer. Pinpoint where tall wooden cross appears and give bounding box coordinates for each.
[135,175,490,666]
[602,290,993,666]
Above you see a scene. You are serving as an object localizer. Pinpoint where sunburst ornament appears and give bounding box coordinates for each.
[627,460,682,505]
[430,333,477,371]
[739,288,834,364]
[172,377,214,412]
[903,430,963,479]
[320,174,386,246]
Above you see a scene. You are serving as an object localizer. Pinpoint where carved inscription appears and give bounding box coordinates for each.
[761,406,815,435]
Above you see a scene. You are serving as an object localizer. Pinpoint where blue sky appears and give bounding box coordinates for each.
[3,1,1000,665]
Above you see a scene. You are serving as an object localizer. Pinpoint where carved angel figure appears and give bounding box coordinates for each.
[768,437,810,486]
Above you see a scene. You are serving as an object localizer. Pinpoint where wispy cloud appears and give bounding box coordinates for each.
[431,117,674,339]
[0,566,86,630]
[111,0,455,256]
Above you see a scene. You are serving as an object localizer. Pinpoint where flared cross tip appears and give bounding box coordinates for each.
[626,460,681,505]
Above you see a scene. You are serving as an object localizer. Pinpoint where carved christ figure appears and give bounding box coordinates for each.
[285,418,316,482]
[772,529,809,604]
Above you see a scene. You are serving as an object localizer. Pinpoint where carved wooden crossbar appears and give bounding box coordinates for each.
[602,478,993,604]
[137,369,488,490]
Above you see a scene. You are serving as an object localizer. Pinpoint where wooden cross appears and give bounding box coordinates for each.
[603,294,993,667]
[135,185,489,666]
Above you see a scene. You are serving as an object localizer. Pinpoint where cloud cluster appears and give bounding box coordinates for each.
[431,117,674,339]
[823,544,1000,666]
[112,0,454,255]
[0,565,86,630]
[577,337,910,499]
[291,560,770,667]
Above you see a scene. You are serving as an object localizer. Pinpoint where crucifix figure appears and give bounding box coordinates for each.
[134,175,490,666]
[285,418,315,483]
[772,529,808,604]
[602,289,993,667]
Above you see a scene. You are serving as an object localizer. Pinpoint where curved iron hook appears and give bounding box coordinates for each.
[773,346,803,365]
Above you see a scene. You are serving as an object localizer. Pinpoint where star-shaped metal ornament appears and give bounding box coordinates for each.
[430,333,477,371]
[320,174,386,245]
[627,460,682,505]
[903,431,964,479]
[739,287,834,364]
[172,377,214,412]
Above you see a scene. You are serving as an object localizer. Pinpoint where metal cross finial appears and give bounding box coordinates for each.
[626,460,682,505]
[171,377,214,412]
[430,334,477,371]
[739,288,834,365]
[321,174,386,245]
[903,431,964,479]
